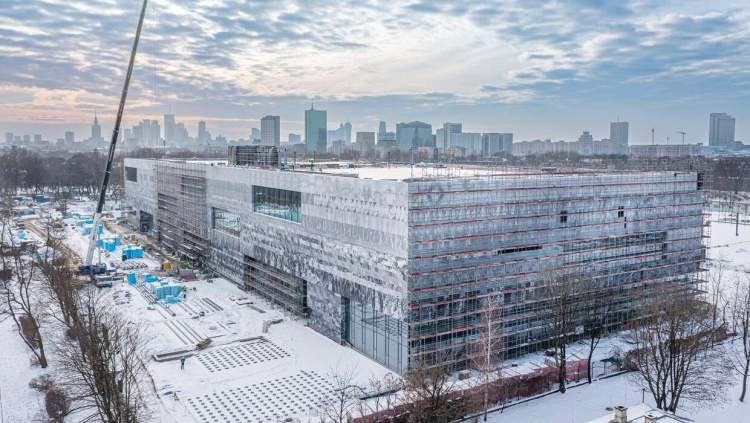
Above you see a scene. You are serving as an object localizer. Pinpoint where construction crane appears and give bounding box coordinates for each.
[84,0,149,268]
[677,131,686,145]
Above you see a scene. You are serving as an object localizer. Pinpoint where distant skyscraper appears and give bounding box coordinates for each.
[22,135,30,143]
[709,113,736,147]
[260,115,281,147]
[438,122,462,152]
[251,127,261,142]
[198,120,207,143]
[33,134,42,143]
[328,122,352,144]
[5,132,13,143]
[65,131,75,146]
[91,113,102,141]
[288,133,301,144]
[378,121,386,135]
[610,121,629,155]
[356,132,375,153]
[164,114,175,144]
[305,104,327,153]
[482,133,513,156]
[396,121,432,150]
[578,131,594,155]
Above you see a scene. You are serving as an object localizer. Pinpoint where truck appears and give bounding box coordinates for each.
[77,264,107,276]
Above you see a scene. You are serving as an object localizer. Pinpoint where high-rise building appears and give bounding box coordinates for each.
[328,122,352,144]
[482,133,513,156]
[91,113,102,141]
[305,104,327,154]
[22,135,30,143]
[175,123,189,144]
[65,131,75,146]
[34,135,42,143]
[438,122,462,152]
[396,121,432,150]
[610,121,629,155]
[198,120,207,143]
[709,113,736,147]
[5,132,13,143]
[261,115,281,147]
[164,114,176,144]
[288,133,301,144]
[450,132,482,156]
[355,132,376,154]
[378,121,386,135]
[577,131,594,155]
[251,127,261,142]
[377,132,396,145]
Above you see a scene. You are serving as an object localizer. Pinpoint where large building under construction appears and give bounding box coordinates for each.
[124,158,708,373]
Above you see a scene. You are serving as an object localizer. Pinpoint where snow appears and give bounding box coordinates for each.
[111,277,393,422]
[0,318,45,422]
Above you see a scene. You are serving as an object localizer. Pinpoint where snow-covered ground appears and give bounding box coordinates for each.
[0,317,46,422]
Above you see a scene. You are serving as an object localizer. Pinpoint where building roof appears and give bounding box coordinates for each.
[587,404,691,423]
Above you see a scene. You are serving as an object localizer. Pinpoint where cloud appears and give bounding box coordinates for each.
[0,0,748,143]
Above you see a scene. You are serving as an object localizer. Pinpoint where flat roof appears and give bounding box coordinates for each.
[134,159,702,182]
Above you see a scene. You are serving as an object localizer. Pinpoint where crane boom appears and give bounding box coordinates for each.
[85,0,148,266]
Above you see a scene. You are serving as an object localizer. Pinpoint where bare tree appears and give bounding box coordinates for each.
[581,282,614,384]
[725,274,750,402]
[0,213,48,368]
[625,284,730,412]
[538,270,589,393]
[320,362,360,423]
[54,288,151,422]
[356,372,401,422]
[468,295,504,420]
[38,220,81,328]
[400,352,468,423]
[709,253,730,326]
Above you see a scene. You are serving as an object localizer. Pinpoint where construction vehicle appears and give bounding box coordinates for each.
[77,264,108,276]
[84,0,148,268]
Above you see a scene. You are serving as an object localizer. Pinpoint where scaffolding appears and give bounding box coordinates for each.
[404,161,712,367]
[155,161,208,266]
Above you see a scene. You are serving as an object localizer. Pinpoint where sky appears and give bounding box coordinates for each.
[0,0,749,145]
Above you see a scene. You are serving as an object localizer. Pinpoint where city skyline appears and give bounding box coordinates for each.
[0,1,748,144]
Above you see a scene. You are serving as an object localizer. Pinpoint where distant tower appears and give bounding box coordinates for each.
[379,121,386,135]
[709,113,736,147]
[305,104,327,153]
[609,121,629,155]
[198,120,207,143]
[164,113,176,144]
[261,115,281,147]
[91,112,102,141]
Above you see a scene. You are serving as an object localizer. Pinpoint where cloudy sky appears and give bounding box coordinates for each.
[1,0,749,144]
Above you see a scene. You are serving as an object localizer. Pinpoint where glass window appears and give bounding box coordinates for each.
[212,207,241,237]
[343,298,408,373]
[125,166,138,182]
[253,186,302,223]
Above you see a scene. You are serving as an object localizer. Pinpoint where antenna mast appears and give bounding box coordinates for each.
[85,0,149,266]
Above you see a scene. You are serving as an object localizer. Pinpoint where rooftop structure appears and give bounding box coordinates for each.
[124,158,709,373]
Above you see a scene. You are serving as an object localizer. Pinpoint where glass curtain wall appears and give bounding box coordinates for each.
[342,298,408,373]
[252,186,301,223]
